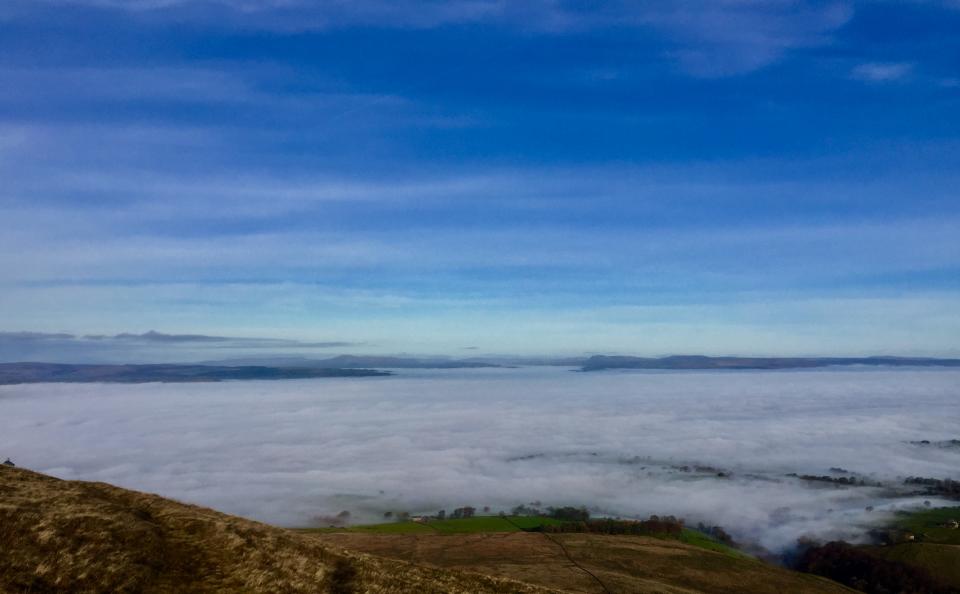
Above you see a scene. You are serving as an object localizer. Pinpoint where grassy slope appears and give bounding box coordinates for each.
[310,531,855,594]
[0,465,856,593]
[871,543,960,588]
[678,528,750,558]
[867,506,960,588]
[303,516,746,558]
[892,506,960,544]
[0,466,554,594]
[301,515,566,535]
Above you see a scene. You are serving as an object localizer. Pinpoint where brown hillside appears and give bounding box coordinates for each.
[0,466,553,594]
[311,531,857,594]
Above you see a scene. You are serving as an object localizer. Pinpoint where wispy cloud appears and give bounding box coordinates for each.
[629,1,853,77]
[1,1,959,354]
[0,66,257,105]
[851,61,914,82]
[3,197,957,283]
[3,283,959,357]
[15,1,854,76]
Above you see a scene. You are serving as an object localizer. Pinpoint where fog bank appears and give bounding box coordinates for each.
[1,367,958,551]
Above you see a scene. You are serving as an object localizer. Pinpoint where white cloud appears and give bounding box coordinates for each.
[629,1,854,77]
[0,66,258,104]
[851,61,914,82]
[3,199,957,282]
[18,1,854,76]
[2,281,960,356]
[2,367,958,552]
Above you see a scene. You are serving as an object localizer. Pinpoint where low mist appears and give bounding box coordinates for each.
[1,367,957,552]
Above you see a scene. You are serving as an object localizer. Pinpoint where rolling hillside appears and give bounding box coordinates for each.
[0,465,856,593]
[0,466,549,593]
[310,530,854,594]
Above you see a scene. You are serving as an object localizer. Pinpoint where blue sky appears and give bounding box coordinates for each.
[1,0,959,358]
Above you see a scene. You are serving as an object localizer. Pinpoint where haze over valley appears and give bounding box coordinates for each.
[3,366,957,555]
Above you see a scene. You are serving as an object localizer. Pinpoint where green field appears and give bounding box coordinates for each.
[298,515,566,535]
[679,529,751,559]
[860,506,960,589]
[871,542,960,588]
[892,506,960,544]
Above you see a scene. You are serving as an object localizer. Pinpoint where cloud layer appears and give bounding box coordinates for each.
[2,367,958,552]
[11,0,858,76]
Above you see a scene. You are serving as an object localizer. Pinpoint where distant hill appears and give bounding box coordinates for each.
[0,363,390,385]
[581,355,960,372]
[201,355,502,369]
[0,465,550,593]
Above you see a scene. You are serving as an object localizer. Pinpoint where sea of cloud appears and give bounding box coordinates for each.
[2,367,958,552]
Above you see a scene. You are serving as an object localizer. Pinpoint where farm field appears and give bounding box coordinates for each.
[299,515,566,535]
[300,515,747,558]
[871,542,960,589]
[307,529,854,594]
[892,506,960,545]
[864,506,960,589]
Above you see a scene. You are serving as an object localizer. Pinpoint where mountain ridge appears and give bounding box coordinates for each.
[580,355,960,371]
[0,363,389,385]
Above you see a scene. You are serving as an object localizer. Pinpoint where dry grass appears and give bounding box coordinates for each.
[0,465,855,594]
[311,531,858,594]
[0,466,555,593]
